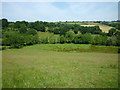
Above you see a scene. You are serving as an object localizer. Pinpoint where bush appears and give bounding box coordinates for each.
[1,46,10,50]
[92,35,108,45]
[73,33,92,44]
[2,31,39,48]
[65,30,75,43]
[106,31,120,46]
[2,31,24,46]
[26,28,37,35]
[49,35,60,44]
[10,44,23,48]
[60,35,67,44]
[106,36,117,46]
[108,28,116,36]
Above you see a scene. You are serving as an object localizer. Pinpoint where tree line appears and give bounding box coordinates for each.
[1,18,120,49]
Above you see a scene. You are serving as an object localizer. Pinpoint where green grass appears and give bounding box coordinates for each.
[37,32,54,38]
[24,44,118,53]
[2,44,118,88]
[0,51,1,89]
[24,44,90,51]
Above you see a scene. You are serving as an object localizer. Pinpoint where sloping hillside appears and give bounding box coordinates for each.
[86,22,114,33]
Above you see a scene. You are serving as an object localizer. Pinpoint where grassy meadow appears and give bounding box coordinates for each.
[2,44,119,88]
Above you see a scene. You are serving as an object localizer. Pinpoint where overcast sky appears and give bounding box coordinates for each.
[2,2,118,22]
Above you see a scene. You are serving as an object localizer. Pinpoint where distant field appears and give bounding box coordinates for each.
[2,44,118,88]
[81,25,96,27]
[98,24,113,33]
[62,22,114,33]
[87,22,113,33]
[60,22,88,25]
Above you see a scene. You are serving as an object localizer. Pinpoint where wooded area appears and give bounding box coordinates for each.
[1,19,120,49]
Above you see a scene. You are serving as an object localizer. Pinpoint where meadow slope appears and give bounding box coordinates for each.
[2,44,118,88]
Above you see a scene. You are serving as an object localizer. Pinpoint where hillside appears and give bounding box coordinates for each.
[87,22,114,33]
[63,22,114,33]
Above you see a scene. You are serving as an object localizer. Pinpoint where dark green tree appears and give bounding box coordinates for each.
[2,31,24,48]
[26,28,37,35]
[108,28,116,36]
[65,30,75,43]
[92,35,107,45]
[2,18,8,28]
[19,25,27,34]
[60,35,67,44]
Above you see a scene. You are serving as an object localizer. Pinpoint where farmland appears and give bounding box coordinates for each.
[86,22,114,33]
[2,44,118,88]
[63,22,114,33]
[1,19,120,88]
[1,1,120,88]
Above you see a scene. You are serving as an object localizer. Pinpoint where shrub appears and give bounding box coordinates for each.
[26,28,37,35]
[73,33,92,44]
[65,30,75,43]
[60,35,67,44]
[92,35,108,45]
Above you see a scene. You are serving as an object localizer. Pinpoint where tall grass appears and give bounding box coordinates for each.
[24,44,119,53]
[2,44,118,88]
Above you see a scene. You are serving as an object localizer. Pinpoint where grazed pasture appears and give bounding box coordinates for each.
[2,44,118,88]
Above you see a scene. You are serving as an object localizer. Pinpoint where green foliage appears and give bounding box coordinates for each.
[26,28,37,35]
[1,19,120,48]
[53,28,60,34]
[65,30,75,43]
[19,26,27,34]
[106,36,117,46]
[78,26,102,34]
[59,25,70,35]
[101,21,120,30]
[23,34,39,45]
[108,28,116,36]
[100,32,107,36]
[74,33,92,44]
[14,21,26,28]
[106,31,120,46]
[47,27,54,33]
[2,31,39,48]
[2,31,24,48]
[39,37,49,44]
[49,35,60,44]
[2,18,8,28]
[74,34,82,44]
[8,23,15,28]
[28,21,45,32]
[92,35,108,45]
[38,34,60,44]
[60,35,67,44]
[0,30,2,39]
[81,33,93,44]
